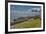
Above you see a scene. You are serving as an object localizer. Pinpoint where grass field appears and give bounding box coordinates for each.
[10,16,41,29]
[14,18,41,29]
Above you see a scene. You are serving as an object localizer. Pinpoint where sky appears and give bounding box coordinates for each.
[10,5,41,21]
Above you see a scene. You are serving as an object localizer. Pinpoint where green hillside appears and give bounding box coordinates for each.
[15,18,41,28]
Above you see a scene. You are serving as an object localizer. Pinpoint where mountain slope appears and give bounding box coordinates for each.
[10,18,41,29]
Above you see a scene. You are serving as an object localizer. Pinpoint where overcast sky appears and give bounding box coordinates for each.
[10,5,41,21]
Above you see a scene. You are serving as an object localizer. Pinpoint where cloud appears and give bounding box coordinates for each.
[32,8,40,11]
[27,8,32,12]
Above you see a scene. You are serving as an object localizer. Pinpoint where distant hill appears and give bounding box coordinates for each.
[10,17,41,29]
[10,15,40,26]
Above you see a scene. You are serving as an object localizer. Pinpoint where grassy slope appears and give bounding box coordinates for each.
[15,18,41,28]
